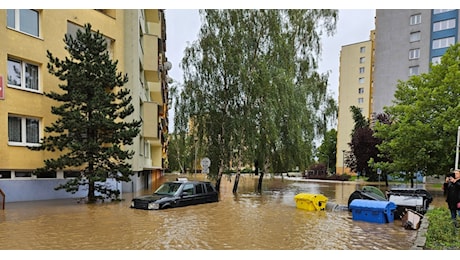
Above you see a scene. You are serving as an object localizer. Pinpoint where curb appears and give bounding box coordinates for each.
[411,217,429,249]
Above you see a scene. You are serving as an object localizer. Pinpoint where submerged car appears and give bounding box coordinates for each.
[130,179,219,210]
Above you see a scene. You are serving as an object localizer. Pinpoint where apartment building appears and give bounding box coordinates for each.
[0,9,169,202]
[337,9,459,174]
[336,33,374,175]
[373,9,459,114]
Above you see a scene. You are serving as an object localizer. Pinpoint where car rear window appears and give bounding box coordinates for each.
[205,183,215,193]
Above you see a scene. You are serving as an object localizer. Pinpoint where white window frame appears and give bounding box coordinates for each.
[7,9,40,37]
[433,9,454,14]
[358,77,365,84]
[433,19,456,32]
[359,57,365,63]
[359,67,365,74]
[358,98,364,104]
[409,48,420,60]
[409,66,419,76]
[8,115,41,147]
[7,58,40,92]
[432,37,455,49]
[410,14,421,25]
[360,46,366,53]
[358,88,364,94]
[410,31,421,42]
[431,56,442,65]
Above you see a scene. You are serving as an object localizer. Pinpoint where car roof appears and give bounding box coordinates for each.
[166,178,212,184]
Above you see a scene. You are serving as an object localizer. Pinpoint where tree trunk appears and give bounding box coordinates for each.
[257,172,264,193]
[215,164,224,192]
[88,180,96,203]
[87,162,96,203]
[233,173,240,193]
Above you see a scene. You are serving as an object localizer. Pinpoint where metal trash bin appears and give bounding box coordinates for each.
[349,199,396,224]
[294,193,328,211]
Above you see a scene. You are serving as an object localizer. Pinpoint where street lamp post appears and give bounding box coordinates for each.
[342,150,346,175]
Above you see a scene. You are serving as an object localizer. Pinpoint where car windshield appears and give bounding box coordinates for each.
[154,182,182,195]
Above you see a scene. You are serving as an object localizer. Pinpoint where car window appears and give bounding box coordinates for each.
[205,183,215,193]
[182,183,195,195]
[196,183,204,194]
[154,183,181,195]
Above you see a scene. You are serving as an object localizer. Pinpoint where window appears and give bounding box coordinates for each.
[37,171,57,178]
[205,183,215,193]
[359,67,365,74]
[359,57,365,63]
[432,37,455,49]
[360,46,366,53]
[7,58,39,91]
[410,31,421,42]
[64,171,81,178]
[431,56,442,65]
[433,9,454,14]
[409,66,419,76]
[358,88,364,94]
[14,171,32,178]
[8,115,40,145]
[0,171,12,179]
[358,98,364,104]
[409,48,420,60]
[182,184,195,194]
[7,9,39,37]
[410,14,421,25]
[358,77,365,84]
[433,19,456,32]
[67,22,113,55]
[196,184,204,194]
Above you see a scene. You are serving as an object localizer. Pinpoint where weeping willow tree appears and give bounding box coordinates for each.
[175,9,338,192]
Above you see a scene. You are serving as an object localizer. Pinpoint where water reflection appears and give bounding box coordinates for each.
[0,174,446,250]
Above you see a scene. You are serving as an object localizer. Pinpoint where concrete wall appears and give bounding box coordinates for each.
[0,178,120,203]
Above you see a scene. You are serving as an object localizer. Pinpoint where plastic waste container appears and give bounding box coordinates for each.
[349,199,396,224]
[401,208,424,230]
[294,193,328,211]
[387,188,432,219]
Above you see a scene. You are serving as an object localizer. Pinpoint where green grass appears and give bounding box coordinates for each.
[425,207,460,249]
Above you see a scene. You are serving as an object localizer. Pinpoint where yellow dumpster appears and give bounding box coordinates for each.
[294,193,328,211]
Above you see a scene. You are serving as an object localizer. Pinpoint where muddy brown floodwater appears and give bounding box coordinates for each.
[0,174,448,251]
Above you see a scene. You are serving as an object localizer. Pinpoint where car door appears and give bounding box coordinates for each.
[178,183,196,206]
[194,183,209,204]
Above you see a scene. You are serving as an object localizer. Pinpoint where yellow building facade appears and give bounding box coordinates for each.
[0,9,169,202]
[336,31,375,175]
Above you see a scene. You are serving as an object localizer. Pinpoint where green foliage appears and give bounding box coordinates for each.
[175,9,338,183]
[373,43,460,176]
[425,207,460,249]
[32,23,141,202]
[316,129,337,174]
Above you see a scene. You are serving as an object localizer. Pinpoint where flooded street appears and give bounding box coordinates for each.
[0,174,447,250]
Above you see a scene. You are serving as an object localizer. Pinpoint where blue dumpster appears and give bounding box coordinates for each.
[349,199,396,224]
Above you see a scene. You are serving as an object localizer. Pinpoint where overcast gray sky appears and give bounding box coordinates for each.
[164,9,376,100]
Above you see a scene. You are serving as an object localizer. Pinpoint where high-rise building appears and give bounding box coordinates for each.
[336,32,375,175]
[373,9,459,114]
[0,9,169,202]
[337,9,459,174]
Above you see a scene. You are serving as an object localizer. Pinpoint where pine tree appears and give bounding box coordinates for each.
[32,23,141,203]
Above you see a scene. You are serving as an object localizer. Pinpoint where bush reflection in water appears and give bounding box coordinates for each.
[0,173,443,250]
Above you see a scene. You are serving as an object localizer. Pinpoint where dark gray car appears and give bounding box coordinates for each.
[130,179,219,210]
